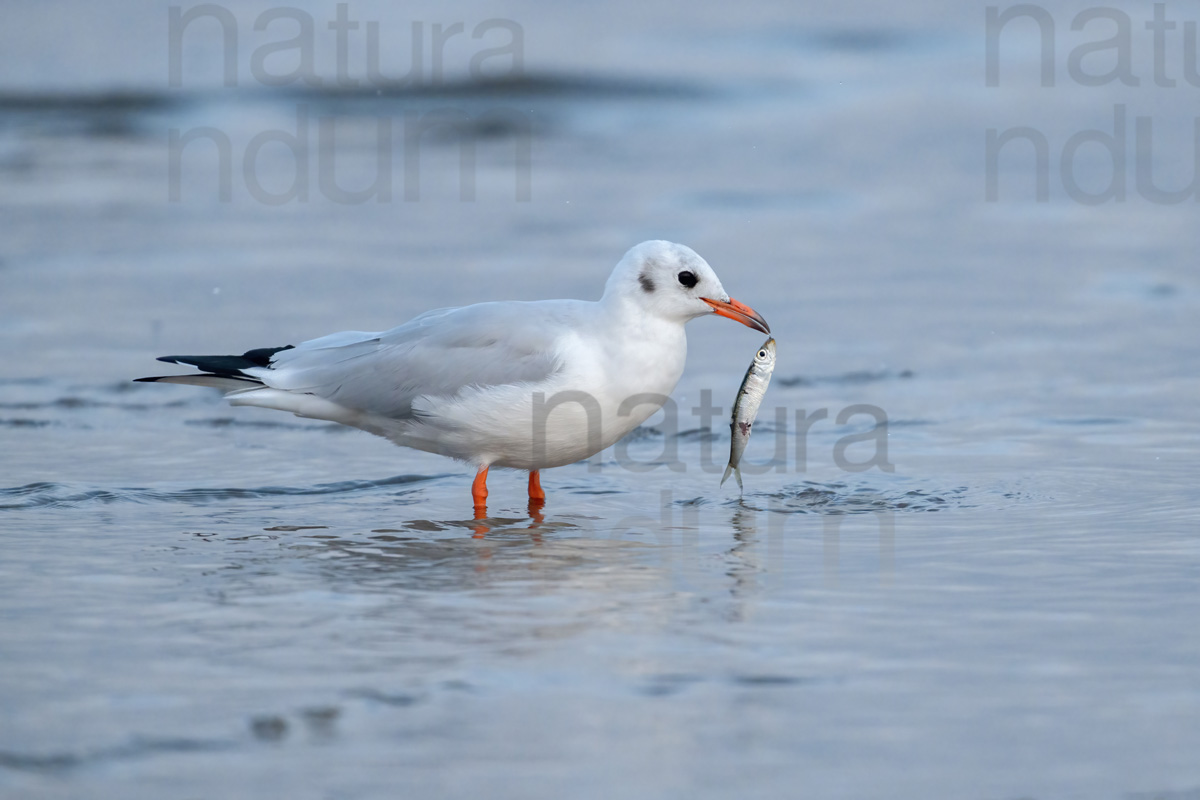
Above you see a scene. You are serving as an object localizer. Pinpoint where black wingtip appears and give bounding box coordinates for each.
[243,345,295,365]
[149,345,295,377]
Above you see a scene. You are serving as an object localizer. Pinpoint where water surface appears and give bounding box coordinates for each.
[2,2,1199,798]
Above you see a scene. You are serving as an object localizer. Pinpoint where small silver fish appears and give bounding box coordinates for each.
[721,337,776,491]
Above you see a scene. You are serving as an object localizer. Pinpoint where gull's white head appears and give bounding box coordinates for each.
[603,240,770,333]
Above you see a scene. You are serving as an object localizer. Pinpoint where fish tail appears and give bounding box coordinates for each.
[720,464,743,492]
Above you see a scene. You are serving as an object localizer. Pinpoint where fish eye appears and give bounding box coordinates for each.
[757,349,767,358]
[677,271,698,289]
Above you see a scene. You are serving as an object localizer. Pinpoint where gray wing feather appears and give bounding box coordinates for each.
[250,301,570,419]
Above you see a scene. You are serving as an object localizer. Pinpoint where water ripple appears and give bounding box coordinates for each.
[0,474,449,510]
[748,481,973,515]
[0,397,190,411]
[777,369,914,388]
[0,736,234,774]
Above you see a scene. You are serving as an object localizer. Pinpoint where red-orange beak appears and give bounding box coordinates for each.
[701,296,771,334]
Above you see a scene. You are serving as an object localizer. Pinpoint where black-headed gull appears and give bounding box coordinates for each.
[137,241,770,512]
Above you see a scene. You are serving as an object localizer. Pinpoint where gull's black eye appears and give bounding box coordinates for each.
[677,271,698,289]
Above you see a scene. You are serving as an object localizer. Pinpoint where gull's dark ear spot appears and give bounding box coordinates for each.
[638,272,655,293]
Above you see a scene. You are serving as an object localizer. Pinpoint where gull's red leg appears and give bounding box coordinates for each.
[527,469,546,524]
[471,466,489,537]
[472,466,489,511]
[527,470,545,502]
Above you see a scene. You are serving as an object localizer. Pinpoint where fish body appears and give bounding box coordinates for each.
[721,337,776,491]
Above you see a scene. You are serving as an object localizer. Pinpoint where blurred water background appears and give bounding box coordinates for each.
[2,1,1199,798]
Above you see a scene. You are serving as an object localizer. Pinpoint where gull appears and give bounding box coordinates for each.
[137,241,770,512]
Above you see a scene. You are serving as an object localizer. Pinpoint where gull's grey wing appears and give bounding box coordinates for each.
[250,301,580,419]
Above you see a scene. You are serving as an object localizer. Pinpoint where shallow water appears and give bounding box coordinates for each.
[3,2,1200,798]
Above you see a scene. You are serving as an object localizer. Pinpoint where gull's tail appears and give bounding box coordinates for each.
[720,463,743,492]
[134,345,294,394]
